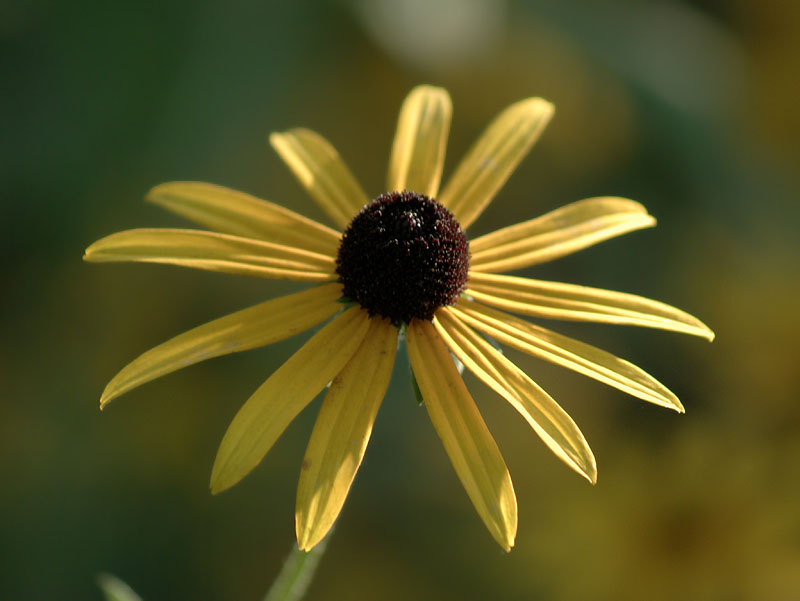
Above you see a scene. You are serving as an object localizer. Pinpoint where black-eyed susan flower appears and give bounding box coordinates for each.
[85,85,713,552]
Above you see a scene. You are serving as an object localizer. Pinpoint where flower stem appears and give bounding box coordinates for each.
[262,534,330,601]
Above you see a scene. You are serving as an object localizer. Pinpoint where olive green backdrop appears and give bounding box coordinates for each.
[2,0,798,599]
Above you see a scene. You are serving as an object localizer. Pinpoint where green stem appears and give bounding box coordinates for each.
[262,533,331,601]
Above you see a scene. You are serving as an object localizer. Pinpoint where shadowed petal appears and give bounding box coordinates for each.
[147,182,340,257]
[210,307,371,494]
[84,228,336,281]
[435,309,596,483]
[469,197,656,272]
[438,98,553,229]
[387,85,452,198]
[452,300,684,412]
[270,128,369,229]
[99,284,343,408]
[296,317,398,551]
[407,319,517,551]
[467,272,714,340]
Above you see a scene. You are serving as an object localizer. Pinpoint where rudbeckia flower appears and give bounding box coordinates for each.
[85,86,713,552]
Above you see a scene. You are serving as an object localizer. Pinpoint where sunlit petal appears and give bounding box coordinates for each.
[438,98,553,229]
[270,128,369,229]
[452,300,684,412]
[387,85,452,198]
[99,284,343,408]
[210,307,371,494]
[88,85,714,555]
[469,197,656,272]
[84,228,336,281]
[407,319,517,551]
[296,317,398,551]
[147,181,340,257]
[467,272,715,340]
[435,309,596,483]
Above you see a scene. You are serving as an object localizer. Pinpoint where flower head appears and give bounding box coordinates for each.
[85,85,713,552]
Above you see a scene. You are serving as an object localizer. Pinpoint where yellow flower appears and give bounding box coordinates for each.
[85,86,713,552]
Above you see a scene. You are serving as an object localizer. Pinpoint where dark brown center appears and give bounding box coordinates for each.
[336,190,470,324]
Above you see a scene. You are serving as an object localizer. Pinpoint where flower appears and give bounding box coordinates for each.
[84,85,713,552]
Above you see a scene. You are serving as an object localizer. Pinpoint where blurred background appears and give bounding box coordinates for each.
[2,0,799,599]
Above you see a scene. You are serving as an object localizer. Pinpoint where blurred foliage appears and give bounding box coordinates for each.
[2,0,798,599]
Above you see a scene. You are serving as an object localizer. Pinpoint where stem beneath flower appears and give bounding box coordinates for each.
[262,533,331,601]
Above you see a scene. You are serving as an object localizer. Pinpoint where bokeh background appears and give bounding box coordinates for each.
[2,0,799,599]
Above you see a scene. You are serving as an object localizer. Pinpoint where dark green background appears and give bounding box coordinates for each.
[2,0,798,599]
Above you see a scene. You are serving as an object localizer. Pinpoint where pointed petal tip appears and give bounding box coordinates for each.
[517,97,555,123]
[268,129,300,148]
[492,525,515,552]
[209,460,239,496]
[209,475,231,496]
[295,531,318,553]
[667,396,686,413]
[267,131,290,154]
[675,314,714,341]
[627,210,657,230]
[652,391,684,413]
[83,244,99,261]
[83,240,110,262]
[295,512,329,552]
[144,182,168,202]
[568,455,597,485]
[517,95,554,110]
[507,97,555,136]
[144,182,190,206]
[623,199,655,221]
[210,456,250,495]
[99,384,119,410]
[581,459,598,485]
[82,237,108,262]
[533,96,555,112]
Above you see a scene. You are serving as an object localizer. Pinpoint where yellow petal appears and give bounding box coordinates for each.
[210,307,371,494]
[452,300,684,412]
[438,98,553,229]
[270,128,369,229]
[146,181,340,257]
[467,271,715,340]
[99,284,343,408]
[387,85,452,198]
[469,197,656,272]
[406,319,517,551]
[435,309,596,483]
[84,228,336,282]
[296,317,398,551]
